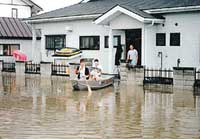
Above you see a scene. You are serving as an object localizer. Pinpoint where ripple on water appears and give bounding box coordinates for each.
[0,75,200,139]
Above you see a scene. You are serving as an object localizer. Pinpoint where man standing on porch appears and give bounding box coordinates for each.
[126,45,138,69]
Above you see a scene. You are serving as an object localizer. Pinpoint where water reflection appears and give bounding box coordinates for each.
[0,74,199,139]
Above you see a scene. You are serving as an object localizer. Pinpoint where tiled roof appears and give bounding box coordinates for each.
[28,0,200,20]
[0,17,40,40]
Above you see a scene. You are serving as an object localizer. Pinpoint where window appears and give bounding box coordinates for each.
[79,36,100,50]
[113,36,121,48]
[104,36,109,48]
[12,8,18,18]
[170,33,180,46]
[0,44,20,56]
[156,33,166,46]
[45,35,66,50]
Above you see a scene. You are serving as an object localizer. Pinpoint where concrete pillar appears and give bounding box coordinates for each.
[0,72,3,93]
[0,60,3,74]
[173,67,195,91]
[15,61,25,76]
[120,63,128,81]
[40,62,52,77]
[32,25,37,62]
[108,28,114,73]
[69,63,77,80]
[142,26,146,66]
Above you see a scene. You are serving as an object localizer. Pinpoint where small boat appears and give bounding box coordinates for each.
[53,47,82,57]
[71,75,114,91]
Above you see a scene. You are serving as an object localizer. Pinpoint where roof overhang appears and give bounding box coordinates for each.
[26,14,101,24]
[22,0,43,13]
[94,5,164,25]
[145,5,200,14]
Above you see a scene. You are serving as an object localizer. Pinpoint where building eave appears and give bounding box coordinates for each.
[26,14,102,24]
[94,5,164,25]
[22,0,43,13]
[144,5,200,14]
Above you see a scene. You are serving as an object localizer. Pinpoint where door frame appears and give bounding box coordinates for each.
[125,29,142,65]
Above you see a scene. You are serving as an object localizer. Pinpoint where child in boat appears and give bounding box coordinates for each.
[90,59,103,80]
[75,59,90,80]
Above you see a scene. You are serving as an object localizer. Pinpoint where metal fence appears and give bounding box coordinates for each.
[51,64,70,76]
[2,62,15,72]
[144,68,173,85]
[25,62,40,74]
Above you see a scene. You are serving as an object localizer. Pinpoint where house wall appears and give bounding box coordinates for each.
[145,11,200,69]
[0,0,31,18]
[35,20,125,73]
[109,14,144,65]
[110,13,143,29]
[0,39,41,62]
[34,11,200,73]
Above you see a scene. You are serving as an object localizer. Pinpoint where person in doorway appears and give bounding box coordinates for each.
[75,59,90,80]
[126,44,138,70]
[91,59,103,80]
[115,45,123,66]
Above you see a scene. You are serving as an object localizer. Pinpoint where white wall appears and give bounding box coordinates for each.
[0,39,41,62]
[35,20,126,73]
[0,0,31,18]
[34,11,200,72]
[110,13,143,29]
[145,12,200,69]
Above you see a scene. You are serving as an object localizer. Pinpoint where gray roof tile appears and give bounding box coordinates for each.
[29,0,200,20]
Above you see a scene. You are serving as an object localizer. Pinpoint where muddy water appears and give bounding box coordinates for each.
[0,74,200,139]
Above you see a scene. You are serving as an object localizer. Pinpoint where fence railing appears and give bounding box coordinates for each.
[25,62,40,74]
[2,62,15,72]
[144,68,173,85]
[51,64,70,76]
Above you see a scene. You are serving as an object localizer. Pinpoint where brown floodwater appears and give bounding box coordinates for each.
[0,74,200,139]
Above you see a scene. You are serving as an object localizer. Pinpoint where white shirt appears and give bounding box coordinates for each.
[128,49,138,62]
[79,66,85,79]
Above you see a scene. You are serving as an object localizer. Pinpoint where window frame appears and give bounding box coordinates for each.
[113,35,121,48]
[11,8,18,18]
[104,36,109,48]
[79,36,100,50]
[0,44,20,56]
[156,33,166,46]
[45,35,66,50]
[170,33,181,46]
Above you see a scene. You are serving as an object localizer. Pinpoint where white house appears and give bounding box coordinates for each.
[27,0,200,73]
[0,0,42,18]
[0,0,42,62]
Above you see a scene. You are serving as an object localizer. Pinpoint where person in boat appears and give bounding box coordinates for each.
[90,59,103,80]
[126,44,138,70]
[75,58,90,80]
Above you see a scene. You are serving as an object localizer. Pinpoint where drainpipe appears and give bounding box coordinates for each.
[177,58,180,67]
[151,20,155,26]
[158,52,163,69]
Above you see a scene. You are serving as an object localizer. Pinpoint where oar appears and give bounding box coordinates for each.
[86,80,92,99]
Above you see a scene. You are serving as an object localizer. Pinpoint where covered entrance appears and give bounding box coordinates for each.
[125,29,142,65]
[94,5,164,73]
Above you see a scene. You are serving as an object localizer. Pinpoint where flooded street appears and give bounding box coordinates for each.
[0,74,200,139]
